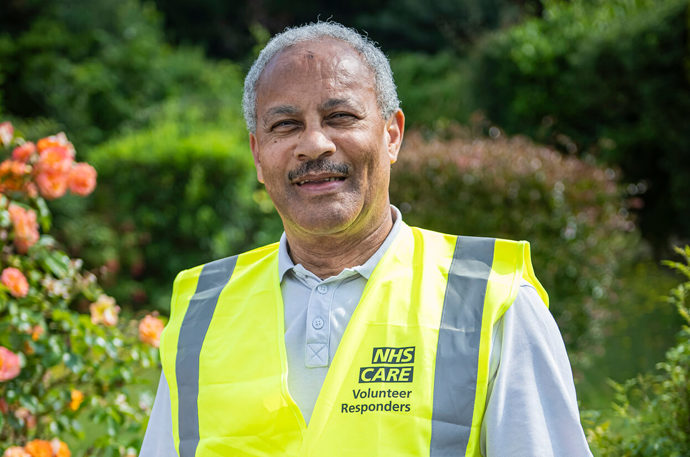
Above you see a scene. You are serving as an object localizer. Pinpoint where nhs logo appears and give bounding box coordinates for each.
[358,346,415,383]
[371,346,415,364]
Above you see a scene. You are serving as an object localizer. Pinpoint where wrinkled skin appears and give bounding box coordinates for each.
[250,38,404,276]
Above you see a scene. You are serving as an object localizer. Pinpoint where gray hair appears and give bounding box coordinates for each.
[242,21,400,133]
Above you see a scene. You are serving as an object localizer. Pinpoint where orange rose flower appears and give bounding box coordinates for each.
[34,145,73,199]
[36,133,74,157]
[0,121,13,147]
[1,267,29,298]
[34,172,68,200]
[23,440,51,457]
[67,163,97,196]
[0,346,21,381]
[12,142,36,163]
[89,295,120,326]
[50,439,70,457]
[69,389,84,411]
[36,146,72,175]
[138,314,165,348]
[3,446,31,457]
[0,160,31,193]
[8,204,39,253]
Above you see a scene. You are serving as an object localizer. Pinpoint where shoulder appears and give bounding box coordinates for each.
[504,281,557,337]
[174,242,280,282]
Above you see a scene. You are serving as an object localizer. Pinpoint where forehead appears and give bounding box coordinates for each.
[255,39,376,108]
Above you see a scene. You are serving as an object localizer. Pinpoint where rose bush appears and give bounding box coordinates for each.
[1,122,162,456]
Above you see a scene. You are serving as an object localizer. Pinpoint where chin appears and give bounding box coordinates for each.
[284,205,362,236]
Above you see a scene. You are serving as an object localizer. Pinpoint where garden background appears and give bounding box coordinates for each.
[1,0,689,455]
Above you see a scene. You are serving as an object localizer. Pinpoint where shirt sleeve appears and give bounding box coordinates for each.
[139,372,178,457]
[481,282,593,457]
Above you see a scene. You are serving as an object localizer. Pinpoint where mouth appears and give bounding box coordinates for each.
[287,159,351,188]
[294,175,347,186]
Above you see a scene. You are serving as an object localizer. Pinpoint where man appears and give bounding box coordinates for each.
[140,21,592,457]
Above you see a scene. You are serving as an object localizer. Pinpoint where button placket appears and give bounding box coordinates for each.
[305,280,335,368]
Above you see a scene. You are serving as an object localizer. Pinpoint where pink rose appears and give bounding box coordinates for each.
[1,267,29,298]
[0,346,21,382]
[67,163,97,196]
[35,172,68,200]
[12,142,37,163]
[138,314,165,348]
[36,132,74,157]
[8,204,39,253]
[2,447,31,457]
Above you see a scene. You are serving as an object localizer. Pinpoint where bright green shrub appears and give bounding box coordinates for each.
[471,0,690,247]
[0,123,159,456]
[586,246,690,456]
[390,52,474,130]
[391,131,642,364]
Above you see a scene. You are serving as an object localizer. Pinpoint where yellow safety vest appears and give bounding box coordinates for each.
[160,224,547,457]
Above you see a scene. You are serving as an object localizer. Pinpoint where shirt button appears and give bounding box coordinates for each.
[317,284,328,294]
[312,317,325,330]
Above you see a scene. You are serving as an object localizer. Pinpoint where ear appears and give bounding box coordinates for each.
[249,133,265,183]
[385,109,405,164]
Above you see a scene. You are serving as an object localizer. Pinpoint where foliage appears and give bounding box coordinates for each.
[471,0,690,248]
[0,123,161,456]
[391,130,643,365]
[390,52,474,131]
[0,0,231,148]
[578,258,680,407]
[151,0,542,59]
[356,0,541,53]
[586,246,690,456]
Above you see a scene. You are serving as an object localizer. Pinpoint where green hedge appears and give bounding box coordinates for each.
[471,0,690,247]
[391,52,474,131]
[391,131,643,364]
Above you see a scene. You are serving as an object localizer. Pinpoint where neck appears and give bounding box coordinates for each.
[285,208,394,279]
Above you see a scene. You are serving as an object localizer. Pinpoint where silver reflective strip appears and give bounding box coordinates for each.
[430,236,495,456]
[176,255,238,457]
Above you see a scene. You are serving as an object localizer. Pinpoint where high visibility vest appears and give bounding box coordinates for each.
[160,224,547,457]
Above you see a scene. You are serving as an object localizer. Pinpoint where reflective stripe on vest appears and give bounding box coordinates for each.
[159,224,547,457]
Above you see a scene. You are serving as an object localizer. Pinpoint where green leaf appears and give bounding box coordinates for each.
[35,197,52,232]
[63,352,84,373]
[43,251,72,278]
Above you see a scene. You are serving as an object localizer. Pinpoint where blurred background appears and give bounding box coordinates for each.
[1,0,689,454]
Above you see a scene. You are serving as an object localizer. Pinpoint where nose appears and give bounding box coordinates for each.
[295,124,336,161]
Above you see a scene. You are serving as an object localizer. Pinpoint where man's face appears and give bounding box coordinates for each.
[249,39,404,238]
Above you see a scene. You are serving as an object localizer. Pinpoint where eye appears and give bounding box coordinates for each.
[270,119,300,132]
[327,112,359,124]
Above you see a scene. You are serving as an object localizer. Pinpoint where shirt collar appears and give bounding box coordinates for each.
[278,205,403,282]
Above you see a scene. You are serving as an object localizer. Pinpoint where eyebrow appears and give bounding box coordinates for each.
[264,105,299,118]
[320,98,363,112]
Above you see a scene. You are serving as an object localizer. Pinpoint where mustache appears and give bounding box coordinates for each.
[287,158,350,181]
